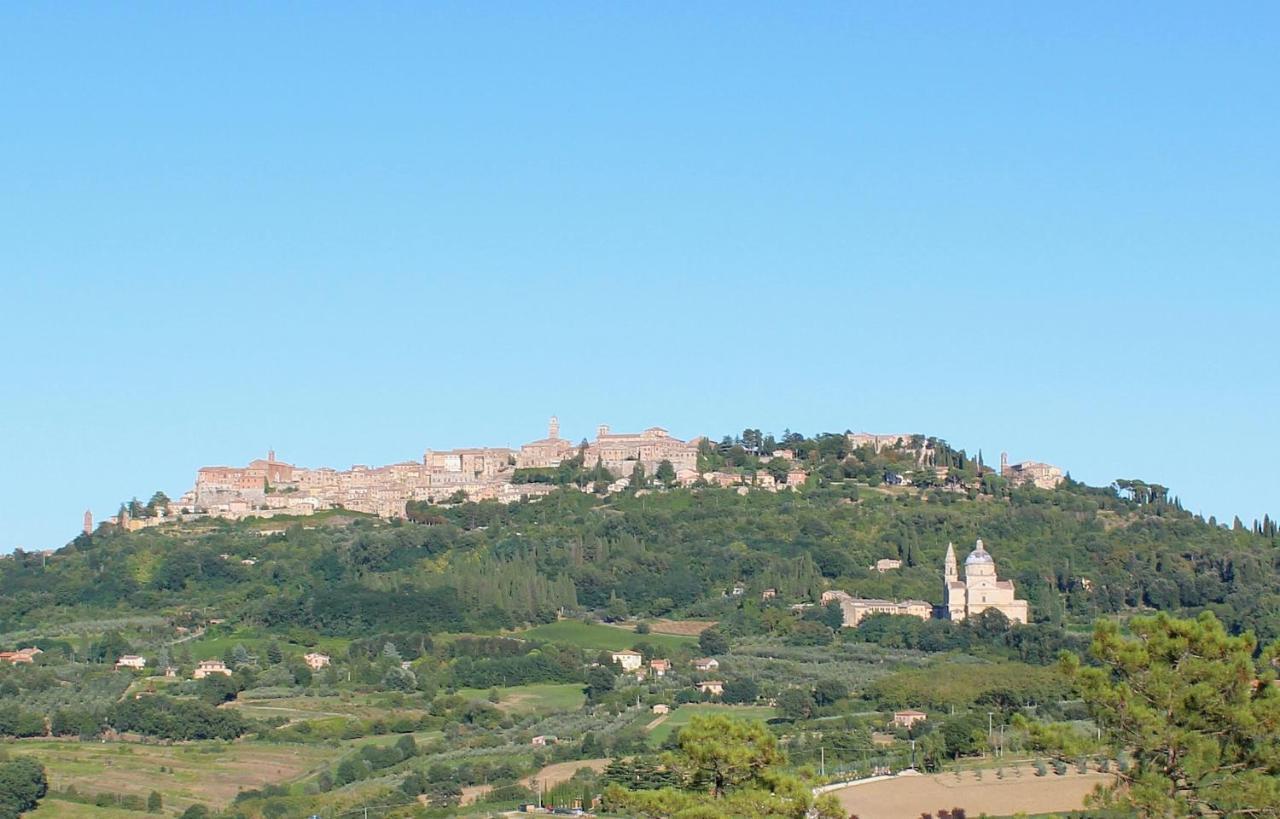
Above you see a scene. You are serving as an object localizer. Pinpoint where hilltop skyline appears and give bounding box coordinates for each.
[3,3,1277,550]
[32,413,1272,552]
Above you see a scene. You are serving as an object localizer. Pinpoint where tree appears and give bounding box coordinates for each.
[675,715,784,797]
[147,791,163,813]
[698,627,730,656]
[776,688,816,721]
[178,806,209,819]
[1065,611,1280,816]
[818,601,845,632]
[940,714,987,758]
[264,642,283,665]
[604,593,630,623]
[721,677,760,705]
[813,678,848,707]
[230,643,254,669]
[655,459,676,487]
[198,674,239,705]
[0,756,47,818]
[585,666,615,703]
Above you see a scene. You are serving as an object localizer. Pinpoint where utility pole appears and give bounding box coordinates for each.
[820,746,825,778]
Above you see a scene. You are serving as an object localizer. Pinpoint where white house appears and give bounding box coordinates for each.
[610,649,644,671]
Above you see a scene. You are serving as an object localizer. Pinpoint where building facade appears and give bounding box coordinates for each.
[943,539,1030,624]
[1000,452,1065,490]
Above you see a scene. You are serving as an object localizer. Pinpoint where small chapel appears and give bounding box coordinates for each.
[943,539,1029,624]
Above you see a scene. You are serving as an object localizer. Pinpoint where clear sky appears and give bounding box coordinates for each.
[2,3,1276,552]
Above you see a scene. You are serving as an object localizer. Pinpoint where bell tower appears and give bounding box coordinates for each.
[549,416,560,440]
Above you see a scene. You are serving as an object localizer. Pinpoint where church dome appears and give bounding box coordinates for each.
[965,539,993,565]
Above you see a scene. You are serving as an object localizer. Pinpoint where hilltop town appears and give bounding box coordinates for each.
[92,419,1065,533]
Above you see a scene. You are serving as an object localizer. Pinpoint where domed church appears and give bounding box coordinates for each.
[943,539,1030,624]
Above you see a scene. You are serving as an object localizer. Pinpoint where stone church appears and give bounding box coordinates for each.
[943,539,1029,624]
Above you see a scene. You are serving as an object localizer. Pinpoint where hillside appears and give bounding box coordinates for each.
[3,454,1278,642]
[2,435,1279,817]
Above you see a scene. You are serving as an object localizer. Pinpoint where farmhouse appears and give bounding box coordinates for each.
[304,652,331,670]
[697,681,725,697]
[115,655,147,670]
[531,735,558,747]
[610,649,643,671]
[651,704,670,715]
[893,709,928,729]
[193,659,232,679]
[649,658,671,677]
[692,657,719,672]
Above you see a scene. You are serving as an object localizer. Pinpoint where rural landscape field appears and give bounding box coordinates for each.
[3,3,1276,818]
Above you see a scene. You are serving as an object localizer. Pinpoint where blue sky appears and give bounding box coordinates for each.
[1,3,1276,551]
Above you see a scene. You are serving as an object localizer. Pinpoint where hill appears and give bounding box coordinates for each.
[1,431,1277,817]
[3,450,1278,642]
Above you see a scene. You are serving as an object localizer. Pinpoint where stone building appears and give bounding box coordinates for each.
[584,424,699,475]
[423,447,514,479]
[943,539,1029,624]
[516,416,577,469]
[821,591,932,627]
[1000,452,1065,490]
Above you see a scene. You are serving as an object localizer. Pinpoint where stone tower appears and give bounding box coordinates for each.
[549,416,560,440]
[1000,451,1009,475]
[83,509,93,535]
[944,541,957,583]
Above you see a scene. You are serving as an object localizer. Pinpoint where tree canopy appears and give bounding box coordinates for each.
[1066,611,1280,817]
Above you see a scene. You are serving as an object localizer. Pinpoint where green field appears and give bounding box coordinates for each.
[455,682,586,713]
[516,621,695,652]
[184,627,350,662]
[647,704,777,746]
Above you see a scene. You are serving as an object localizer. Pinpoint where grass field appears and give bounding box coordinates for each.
[455,682,586,713]
[5,739,337,813]
[229,691,427,722]
[646,704,777,746]
[516,620,695,652]
[184,627,350,662]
